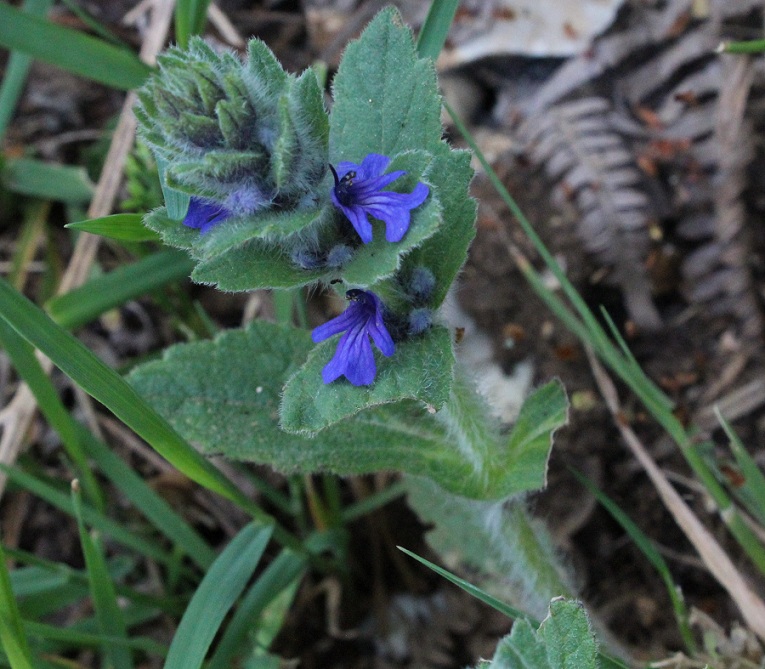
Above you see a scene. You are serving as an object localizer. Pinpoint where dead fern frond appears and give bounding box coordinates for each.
[525,1,696,114]
[683,55,764,404]
[522,96,662,330]
[624,28,718,106]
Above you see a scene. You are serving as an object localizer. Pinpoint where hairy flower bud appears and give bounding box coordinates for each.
[135,37,329,216]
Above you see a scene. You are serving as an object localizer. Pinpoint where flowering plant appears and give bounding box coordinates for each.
[129,8,567,501]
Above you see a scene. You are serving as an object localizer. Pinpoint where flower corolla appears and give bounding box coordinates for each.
[182,197,232,234]
[330,153,429,244]
[311,289,395,386]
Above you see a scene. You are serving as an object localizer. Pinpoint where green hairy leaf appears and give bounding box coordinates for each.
[489,599,599,669]
[328,8,474,307]
[406,479,573,619]
[129,322,564,499]
[329,7,442,161]
[280,325,454,434]
[193,208,324,258]
[191,241,324,291]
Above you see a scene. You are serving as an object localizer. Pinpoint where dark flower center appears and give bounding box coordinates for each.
[330,164,358,206]
[346,288,367,303]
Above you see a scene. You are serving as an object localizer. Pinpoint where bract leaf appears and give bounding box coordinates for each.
[143,206,198,250]
[405,146,476,307]
[280,325,454,434]
[338,150,441,286]
[193,208,324,258]
[329,6,442,161]
[191,241,323,290]
[142,206,329,291]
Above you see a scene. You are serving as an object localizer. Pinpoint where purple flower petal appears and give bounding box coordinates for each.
[335,161,360,178]
[341,328,377,386]
[350,171,407,196]
[311,290,395,386]
[359,153,391,178]
[335,202,374,244]
[367,318,395,356]
[311,307,360,342]
[183,197,231,234]
[329,153,429,244]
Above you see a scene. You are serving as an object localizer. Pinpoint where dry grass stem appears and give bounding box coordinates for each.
[586,348,765,641]
[0,0,175,497]
[208,2,245,47]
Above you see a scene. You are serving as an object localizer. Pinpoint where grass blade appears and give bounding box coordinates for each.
[58,0,126,48]
[164,523,273,669]
[77,425,216,570]
[207,549,307,669]
[1,158,94,205]
[174,0,212,48]
[715,407,765,527]
[719,38,765,54]
[0,3,151,90]
[8,203,47,291]
[1,465,173,566]
[23,620,166,656]
[6,547,181,617]
[0,276,286,539]
[0,317,103,509]
[0,300,213,568]
[71,481,134,669]
[0,542,36,669]
[571,468,696,654]
[340,480,406,522]
[398,546,631,669]
[9,567,69,599]
[0,0,54,142]
[398,546,531,622]
[415,0,460,60]
[66,214,160,242]
[45,250,194,330]
[0,617,34,669]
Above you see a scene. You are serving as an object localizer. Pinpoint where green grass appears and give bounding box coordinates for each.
[0,3,151,90]
[571,469,696,654]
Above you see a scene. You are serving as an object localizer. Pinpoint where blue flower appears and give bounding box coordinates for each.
[311,289,395,386]
[330,153,429,244]
[182,197,232,234]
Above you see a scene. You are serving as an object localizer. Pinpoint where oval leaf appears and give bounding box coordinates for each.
[128,322,562,499]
